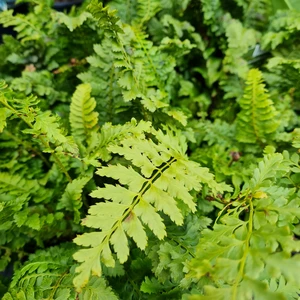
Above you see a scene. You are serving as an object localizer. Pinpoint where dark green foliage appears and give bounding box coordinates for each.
[0,0,300,299]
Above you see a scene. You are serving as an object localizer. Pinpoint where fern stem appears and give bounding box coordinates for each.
[125,269,142,298]
[139,0,151,26]
[231,195,253,300]
[134,27,165,92]
[214,200,246,226]
[170,237,195,258]
[108,66,115,122]
[0,245,29,257]
[250,80,261,143]
[51,153,73,183]
[101,157,177,250]
[48,271,68,300]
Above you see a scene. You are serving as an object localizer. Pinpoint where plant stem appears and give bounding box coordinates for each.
[231,195,254,300]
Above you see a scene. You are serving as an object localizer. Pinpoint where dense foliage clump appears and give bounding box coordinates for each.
[0,0,300,299]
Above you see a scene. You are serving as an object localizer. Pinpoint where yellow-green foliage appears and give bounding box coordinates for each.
[236,69,279,144]
[70,83,99,144]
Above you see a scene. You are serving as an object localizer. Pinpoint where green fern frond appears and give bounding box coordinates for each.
[223,18,259,78]
[109,0,138,24]
[0,10,44,43]
[249,151,290,191]
[70,83,99,145]
[10,70,67,105]
[185,151,300,299]
[116,26,187,124]
[262,10,300,49]
[3,244,118,300]
[57,174,93,223]
[23,111,79,156]
[80,2,190,125]
[87,0,124,38]
[234,0,271,30]
[134,0,161,26]
[73,125,229,291]
[147,214,212,286]
[78,40,127,123]
[236,68,279,144]
[80,35,183,123]
[1,90,77,156]
[87,118,151,162]
[0,83,78,182]
[110,0,161,26]
[0,108,9,133]
[56,11,92,32]
[200,0,225,36]
[0,172,38,195]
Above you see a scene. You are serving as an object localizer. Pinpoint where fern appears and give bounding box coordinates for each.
[10,70,67,105]
[184,151,300,299]
[0,10,44,43]
[146,214,212,286]
[72,125,230,291]
[3,244,118,300]
[87,0,124,38]
[85,0,190,125]
[200,0,225,36]
[223,17,259,78]
[234,0,271,30]
[236,69,279,144]
[0,81,79,182]
[70,83,99,145]
[108,0,138,24]
[56,10,92,32]
[86,118,152,162]
[262,10,300,50]
[77,39,127,123]
[57,174,93,223]
[110,0,161,27]
[134,0,161,27]
[1,0,300,298]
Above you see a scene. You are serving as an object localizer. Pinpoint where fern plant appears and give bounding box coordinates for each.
[184,149,300,299]
[0,0,300,299]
